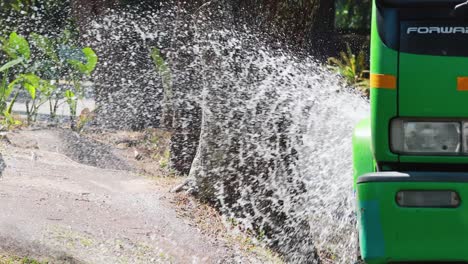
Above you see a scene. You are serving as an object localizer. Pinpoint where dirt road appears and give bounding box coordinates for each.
[0,129,270,264]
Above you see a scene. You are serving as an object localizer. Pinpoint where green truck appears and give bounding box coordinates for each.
[353,0,468,263]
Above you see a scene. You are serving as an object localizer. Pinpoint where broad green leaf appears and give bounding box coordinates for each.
[0,58,23,72]
[82,47,98,74]
[1,36,17,59]
[58,45,82,61]
[22,73,40,87]
[9,73,40,100]
[67,47,98,75]
[11,3,21,12]
[8,32,30,60]
[24,84,36,99]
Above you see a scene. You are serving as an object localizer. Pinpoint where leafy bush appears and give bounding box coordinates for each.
[0,31,97,130]
[327,44,369,95]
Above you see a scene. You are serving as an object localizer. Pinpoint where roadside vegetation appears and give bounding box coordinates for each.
[0,31,97,130]
[0,255,46,264]
[328,44,370,96]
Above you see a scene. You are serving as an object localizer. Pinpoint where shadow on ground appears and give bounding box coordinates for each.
[0,235,84,264]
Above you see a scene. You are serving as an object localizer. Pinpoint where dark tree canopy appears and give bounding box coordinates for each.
[0,0,72,36]
[230,0,336,46]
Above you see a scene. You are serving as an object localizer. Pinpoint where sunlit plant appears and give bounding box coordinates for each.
[0,32,31,128]
[0,30,98,130]
[327,44,370,95]
[31,30,98,128]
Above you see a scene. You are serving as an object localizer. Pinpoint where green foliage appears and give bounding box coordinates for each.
[30,33,58,62]
[151,47,173,128]
[328,44,369,95]
[67,48,98,75]
[0,0,72,37]
[0,255,48,264]
[335,0,371,31]
[0,32,30,127]
[64,89,76,111]
[0,30,98,130]
[1,0,36,13]
[151,48,171,92]
[2,32,30,60]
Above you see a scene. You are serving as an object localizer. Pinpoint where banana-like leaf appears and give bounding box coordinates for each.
[151,47,173,105]
[82,47,98,74]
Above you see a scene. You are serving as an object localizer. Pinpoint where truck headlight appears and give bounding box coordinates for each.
[391,120,461,154]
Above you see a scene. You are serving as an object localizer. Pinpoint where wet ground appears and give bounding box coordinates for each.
[0,129,276,264]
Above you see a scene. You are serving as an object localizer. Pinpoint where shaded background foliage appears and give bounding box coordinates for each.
[1,0,371,57]
[0,0,72,36]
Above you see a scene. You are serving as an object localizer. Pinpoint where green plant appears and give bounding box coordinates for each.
[65,46,97,131]
[328,44,370,95]
[0,255,48,264]
[1,32,56,125]
[30,31,97,127]
[0,30,98,130]
[0,32,31,127]
[64,89,77,128]
[151,47,173,128]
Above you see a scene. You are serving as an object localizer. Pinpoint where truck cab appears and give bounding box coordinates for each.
[353,0,468,263]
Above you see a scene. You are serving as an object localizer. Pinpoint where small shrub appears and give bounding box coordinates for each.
[327,44,369,96]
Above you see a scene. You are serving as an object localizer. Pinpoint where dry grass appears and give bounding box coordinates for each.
[170,192,284,263]
[0,255,46,264]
